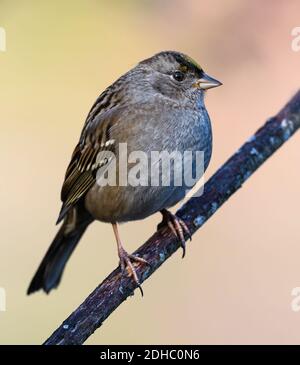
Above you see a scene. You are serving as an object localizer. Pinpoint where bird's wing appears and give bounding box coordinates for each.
[56,106,120,224]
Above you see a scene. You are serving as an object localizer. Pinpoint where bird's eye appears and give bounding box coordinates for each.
[172,71,185,82]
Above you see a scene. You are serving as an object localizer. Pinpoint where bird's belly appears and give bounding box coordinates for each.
[85,142,211,223]
[85,184,184,222]
[85,107,212,223]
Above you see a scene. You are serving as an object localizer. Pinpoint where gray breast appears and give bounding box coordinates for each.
[85,101,212,223]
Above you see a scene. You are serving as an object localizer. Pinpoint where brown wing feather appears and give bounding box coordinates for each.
[56,109,118,224]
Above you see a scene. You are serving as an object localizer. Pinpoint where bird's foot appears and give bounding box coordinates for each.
[118,247,149,296]
[158,209,192,258]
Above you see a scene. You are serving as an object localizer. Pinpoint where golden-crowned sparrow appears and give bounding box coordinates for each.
[27,51,221,295]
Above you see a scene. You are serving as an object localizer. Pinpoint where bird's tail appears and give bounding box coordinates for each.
[27,205,93,295]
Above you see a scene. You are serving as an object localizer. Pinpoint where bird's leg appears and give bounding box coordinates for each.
[112,223,149,296]
[157,209,192,258]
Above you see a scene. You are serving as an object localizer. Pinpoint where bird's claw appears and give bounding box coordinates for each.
[118,248,150,296]
[158,210,192,258]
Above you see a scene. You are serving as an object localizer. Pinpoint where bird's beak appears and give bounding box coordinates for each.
[193,72,222,90]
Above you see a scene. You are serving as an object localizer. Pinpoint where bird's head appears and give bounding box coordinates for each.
[138,51,222,102]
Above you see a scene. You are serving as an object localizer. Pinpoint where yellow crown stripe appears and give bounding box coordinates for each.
[183,55,202,71]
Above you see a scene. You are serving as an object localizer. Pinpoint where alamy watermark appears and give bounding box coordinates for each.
[0,27,6,52]
[0,287,6,312]
[94,143,206,197]
[291,27,300,52]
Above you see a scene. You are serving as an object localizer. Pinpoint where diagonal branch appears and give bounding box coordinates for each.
[44,90,300,345]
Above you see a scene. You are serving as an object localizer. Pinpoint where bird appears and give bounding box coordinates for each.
[27,51,222,295]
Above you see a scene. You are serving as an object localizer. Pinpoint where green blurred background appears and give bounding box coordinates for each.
[1,0,300,344]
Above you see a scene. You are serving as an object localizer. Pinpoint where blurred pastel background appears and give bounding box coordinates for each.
[0,0,300,344]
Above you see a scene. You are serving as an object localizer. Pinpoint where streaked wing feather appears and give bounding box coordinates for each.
[57,108,118,224]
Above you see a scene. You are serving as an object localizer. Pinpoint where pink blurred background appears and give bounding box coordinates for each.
[0,0,300,344]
